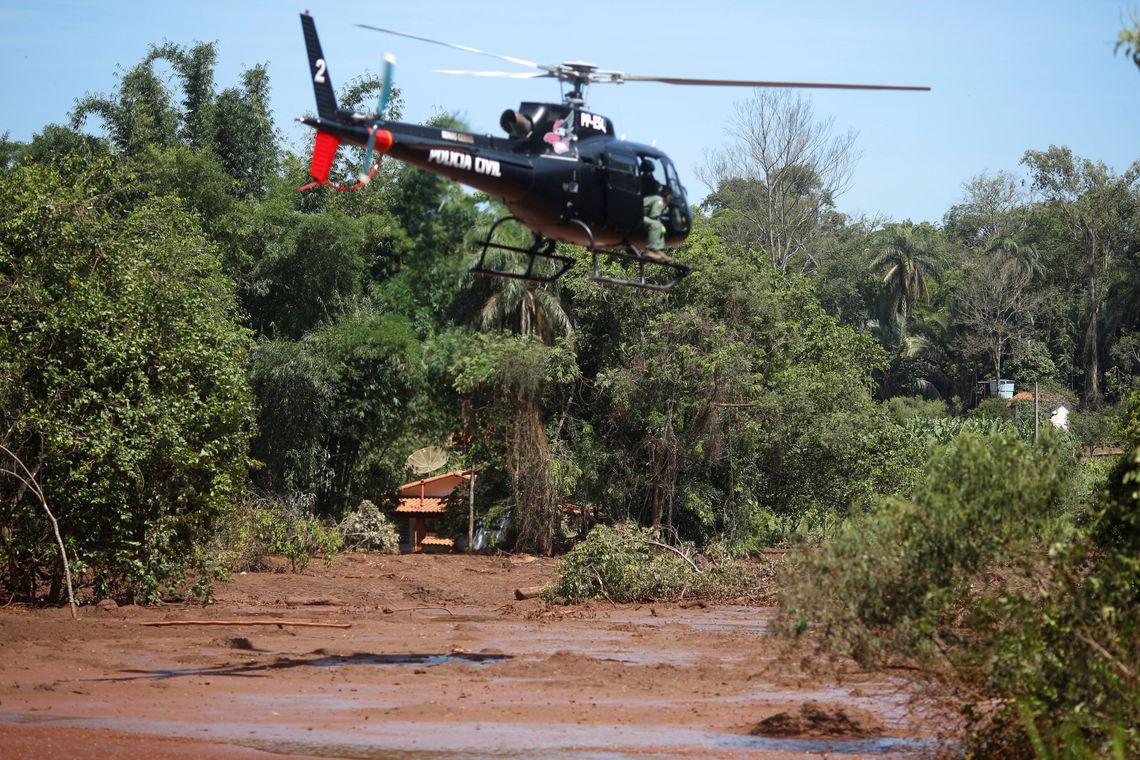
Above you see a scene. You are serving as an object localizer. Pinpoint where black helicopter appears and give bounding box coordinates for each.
[298,13,927,291]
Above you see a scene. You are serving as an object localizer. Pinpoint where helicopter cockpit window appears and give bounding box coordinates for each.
[662,158,684,199]
[638,156,667,197]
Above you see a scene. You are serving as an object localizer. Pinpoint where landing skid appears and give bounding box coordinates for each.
[470,216,690,292]
[590,245,691,293]
[470,216,574,284]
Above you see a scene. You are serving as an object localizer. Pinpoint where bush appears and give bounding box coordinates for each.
[212,492,343,574]
[969,397,1013,420]
[779,430,1070,664]
[338,500,400,553]
[971,392,1140,757]
[0,162,253,603]
[886,395,947,424]
[549,523,768,603]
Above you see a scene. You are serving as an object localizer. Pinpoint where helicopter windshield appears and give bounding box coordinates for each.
[662,157,684,201]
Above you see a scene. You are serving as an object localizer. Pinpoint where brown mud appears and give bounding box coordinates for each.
[0,553,959,758]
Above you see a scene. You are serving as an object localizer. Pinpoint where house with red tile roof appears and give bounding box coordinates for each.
[394,469,474,553]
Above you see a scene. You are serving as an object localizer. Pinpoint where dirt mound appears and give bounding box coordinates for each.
[749,700,884,738]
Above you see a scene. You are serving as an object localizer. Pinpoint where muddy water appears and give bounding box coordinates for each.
[0,556,956,758]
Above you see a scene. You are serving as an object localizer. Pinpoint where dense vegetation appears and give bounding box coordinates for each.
[0,31,1136,757]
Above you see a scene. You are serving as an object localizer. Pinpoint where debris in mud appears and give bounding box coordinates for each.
[224,637,260,651]
[749,700,884,738]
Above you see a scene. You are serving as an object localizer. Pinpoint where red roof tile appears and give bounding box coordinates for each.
[394,497,449,514]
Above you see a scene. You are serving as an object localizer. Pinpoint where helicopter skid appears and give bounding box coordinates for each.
[590,247,691,293]
[471,216,575,284]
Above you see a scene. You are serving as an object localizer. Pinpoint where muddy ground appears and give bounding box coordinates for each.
[0,554,958,758]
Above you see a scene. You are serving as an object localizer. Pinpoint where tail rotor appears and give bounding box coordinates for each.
[357,53,396,186]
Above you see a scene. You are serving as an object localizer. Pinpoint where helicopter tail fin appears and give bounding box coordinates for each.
[301,12,337,119]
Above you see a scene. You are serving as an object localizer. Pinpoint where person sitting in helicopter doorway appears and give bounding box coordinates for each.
[642,180,672,263]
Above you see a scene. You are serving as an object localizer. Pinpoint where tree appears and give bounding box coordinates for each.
[477,279,573,343]
[869,222,943,337]
[72,62,179,155]
[944,170,1027,247]
[956,254,1037,384]
[146,42,219,152]
[0,161,253,601]
[1118,13,1140,69]
[454,334,579,554]
[213,65,278,198]
[701,90,859,273]
[1022,146,1140,405]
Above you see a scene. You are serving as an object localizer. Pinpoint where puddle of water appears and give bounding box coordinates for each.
[99,651,512,681]
[718,733,947,755]
[2,712,949,758]
[306,652,510,668]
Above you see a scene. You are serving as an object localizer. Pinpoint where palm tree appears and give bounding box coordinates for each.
[464,217,574,344]
[985,234,1042,278]
[478,278,573,343]
[869,224,943,337]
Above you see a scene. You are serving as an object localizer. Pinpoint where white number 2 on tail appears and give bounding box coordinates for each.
[313,59,327,84]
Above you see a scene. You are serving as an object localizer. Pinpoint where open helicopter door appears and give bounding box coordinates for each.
[603,153,643,231]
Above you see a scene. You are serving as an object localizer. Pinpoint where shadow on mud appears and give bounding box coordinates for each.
[97,651,513,681]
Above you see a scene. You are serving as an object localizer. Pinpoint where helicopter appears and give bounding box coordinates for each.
[297,13,928,291]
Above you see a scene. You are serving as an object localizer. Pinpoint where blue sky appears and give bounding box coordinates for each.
[1,1,1137,222]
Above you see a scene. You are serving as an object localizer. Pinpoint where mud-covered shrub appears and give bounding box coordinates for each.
[338,500,399,554]
[549,523,766,603]
[779,429,1070,664]
[212,492,342,574]
[969,393,1140,757]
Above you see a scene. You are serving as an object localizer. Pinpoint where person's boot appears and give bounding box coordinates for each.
[643,248,673,263]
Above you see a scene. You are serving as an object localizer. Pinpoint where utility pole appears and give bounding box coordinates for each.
[467,459,476,553]
[1034,380,1039,443]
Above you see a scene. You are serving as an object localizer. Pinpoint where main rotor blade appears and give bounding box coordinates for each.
[434,69,547,79]
[355,23,540,70]
[621,74,929,91]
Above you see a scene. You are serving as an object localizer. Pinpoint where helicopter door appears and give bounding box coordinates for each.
[604,153,642,233]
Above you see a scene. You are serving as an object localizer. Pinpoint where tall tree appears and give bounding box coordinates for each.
[869,223,943,336]
[956,254,1037,384]
[72,63,179,155]
[145,42,219,152]
[1022,146,1140,405]
[213,65,277,198]
[701,90,859,273]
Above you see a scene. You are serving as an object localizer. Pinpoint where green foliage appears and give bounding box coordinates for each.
[886,395,947,424]
[549,523,754,603]
[968,397,1014,420]
[969,393,1140,756]
[248,308,423,515]
[550,524,699,602]
[779,430,1070,664]
[566,224,915,548]
[338,500,400,554]
[0,161,253,602]
[212,492,342,574]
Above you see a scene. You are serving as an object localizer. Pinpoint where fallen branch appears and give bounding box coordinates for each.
[381,606,454,616]
[514,585,547,600]
[641,539,703,574]
[140,619,351,629]
[0,444,76,619]
[594,570,618,607]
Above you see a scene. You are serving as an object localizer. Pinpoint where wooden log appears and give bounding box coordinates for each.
[514,585,547,600]
[139,619,351,629]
